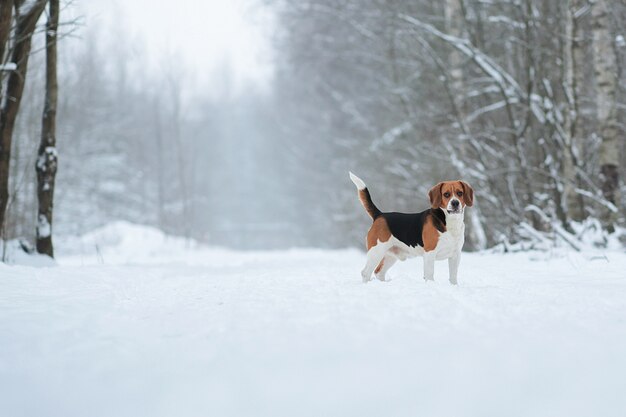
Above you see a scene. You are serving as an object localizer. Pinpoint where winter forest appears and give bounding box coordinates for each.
[1,0,624,256]
[1,1,626,416]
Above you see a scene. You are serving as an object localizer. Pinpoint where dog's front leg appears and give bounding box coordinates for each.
[448,253,460,285]
[423,251,436,281]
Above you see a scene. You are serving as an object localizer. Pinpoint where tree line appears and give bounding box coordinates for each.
[270,0,625,250]
[1,1,287,257]
[1,1,624,257]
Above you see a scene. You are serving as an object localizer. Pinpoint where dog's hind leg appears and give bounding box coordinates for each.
[361,242,390,283]
[374,254,396,282]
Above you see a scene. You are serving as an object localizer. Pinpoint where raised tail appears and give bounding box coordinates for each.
[349,172,382,220]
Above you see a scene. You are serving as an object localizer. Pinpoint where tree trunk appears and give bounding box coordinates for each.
[562,0,587,222]
[35,0,59,257]
[0,2,12,66]
[591,0,619,232]
[0,0,47,239]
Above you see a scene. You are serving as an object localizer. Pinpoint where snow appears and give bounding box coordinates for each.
[0,239,55,266]
[466,99,517,122]
[37,214,51,238]
[0,63,17,71]
[36,146,58,172]
[1,222,626,417]
[487,15,525,29]
[36,153,46,171]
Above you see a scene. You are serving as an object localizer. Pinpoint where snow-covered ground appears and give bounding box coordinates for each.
[1,222,625,417]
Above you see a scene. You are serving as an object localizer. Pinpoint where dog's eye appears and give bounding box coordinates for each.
[457,191,463,197]
[443,192,450,198]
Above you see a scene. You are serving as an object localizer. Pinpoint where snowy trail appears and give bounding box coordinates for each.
[1,240,625,417]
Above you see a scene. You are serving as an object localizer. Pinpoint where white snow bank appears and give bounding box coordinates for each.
[493,217,626,255]
[0,239,55,267]
[57,221,205,265]
[1,222,625,417]
[56,221,344,268]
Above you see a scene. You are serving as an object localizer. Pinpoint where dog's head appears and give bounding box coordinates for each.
[428,181,474,214]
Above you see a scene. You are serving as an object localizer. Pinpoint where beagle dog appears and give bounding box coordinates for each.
[349,172,474,284]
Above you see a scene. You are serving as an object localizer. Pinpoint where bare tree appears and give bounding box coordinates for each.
[562,0,587,222]
[272,0,624,249]
[592,0,620,232]
[0,0,47,239]
[35,0,59,257]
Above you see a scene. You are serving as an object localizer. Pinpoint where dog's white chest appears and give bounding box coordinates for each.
[433,215,464,259]
[434,229,464,260]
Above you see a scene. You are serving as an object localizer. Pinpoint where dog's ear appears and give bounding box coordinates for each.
[459,181,474,207]
[428,183,444,209]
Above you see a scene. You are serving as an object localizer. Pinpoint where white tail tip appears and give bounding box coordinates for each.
[349,171,366,190]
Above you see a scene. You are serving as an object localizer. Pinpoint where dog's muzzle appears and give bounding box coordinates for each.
[447,199,462,214]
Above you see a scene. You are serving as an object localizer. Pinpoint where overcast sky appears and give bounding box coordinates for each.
[78,0,274,95]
